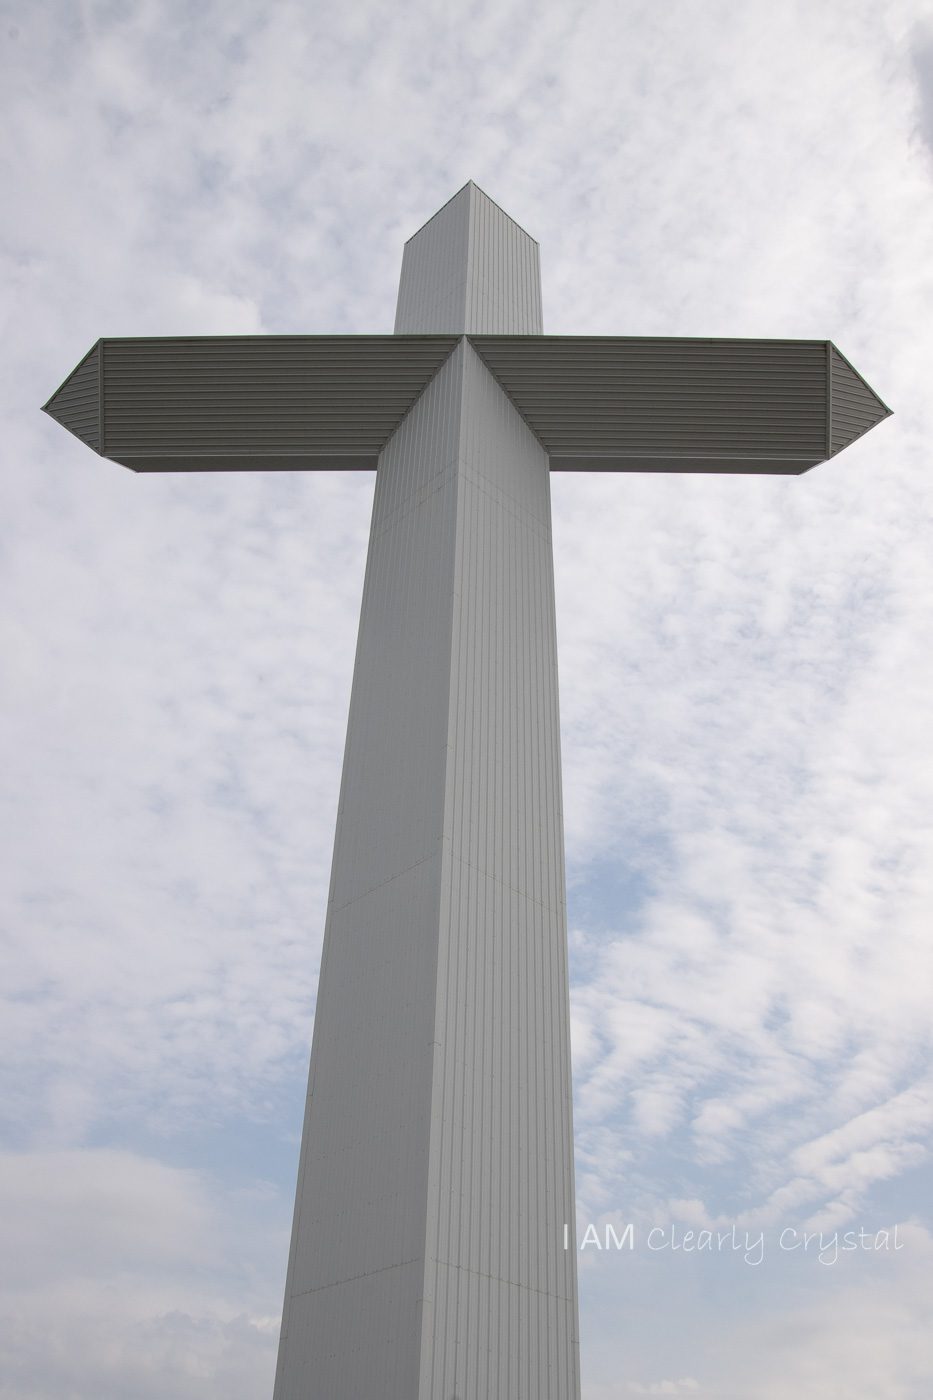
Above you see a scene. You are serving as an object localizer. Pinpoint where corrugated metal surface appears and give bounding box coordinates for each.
[47,336,459,471]
[395,185,473,335]
[274,345,465,1400]
[470,335,833,474]
[102,335,458,469]
[465,183,543,333]
[419,338,579,1398]
[829,343,892,456]
[275,337,580,1400]
[276,198,580,1396]
[395,181,542,335]
[42,340,101,452]
[44,332,889,477]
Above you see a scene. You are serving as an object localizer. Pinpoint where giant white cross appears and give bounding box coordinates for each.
[45,181,890,1400]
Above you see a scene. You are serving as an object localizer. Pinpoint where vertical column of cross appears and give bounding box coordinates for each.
[273,181,579,1400]
[273,330,467,1397]
[401,183,580,1399]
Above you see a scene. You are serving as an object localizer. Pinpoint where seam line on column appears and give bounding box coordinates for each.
[429,1257,575,1304]
[439,843,564,914]
[459,463,552,537]
[330,848,441,915]
[290,1256,422,1299]
[372,454,460,540]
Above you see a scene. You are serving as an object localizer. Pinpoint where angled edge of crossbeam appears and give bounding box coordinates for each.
[827,341,893,459]
[547,454,823,475]
[113,453,381,473]
[42,339,104,454]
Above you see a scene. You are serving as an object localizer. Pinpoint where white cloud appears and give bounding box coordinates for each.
[0,1149,282,1400]
[727,1224,933,1400]
[628,1381,699,1396]
[581,1223,933,1400]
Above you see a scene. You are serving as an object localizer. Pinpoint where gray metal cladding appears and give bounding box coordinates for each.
[44,335,459,470]
[273,346,465,1400]
[273,339,581,1400]
[419,340,580,1399]
[470,335,833,473]
[44,331,890,478]
[395,184,473,335]
[465,183,543,333]
[395,181,542,335]
[274,192,581,1396]
[829,343,892,456]
[42,340,101,452]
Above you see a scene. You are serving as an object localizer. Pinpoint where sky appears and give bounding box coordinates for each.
[2,0,932,1396]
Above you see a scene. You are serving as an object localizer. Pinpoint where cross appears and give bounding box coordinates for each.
[44,181,890,1400]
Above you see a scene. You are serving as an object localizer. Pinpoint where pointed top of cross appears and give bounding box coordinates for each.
[395,180,542,335]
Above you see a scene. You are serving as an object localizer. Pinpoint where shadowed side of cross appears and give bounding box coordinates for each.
[41,181,892,1400]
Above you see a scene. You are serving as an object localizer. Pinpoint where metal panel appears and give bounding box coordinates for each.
[395,185,473,335]
[46,336,459,470]
[274,339,581,1400]
[829,343,892,456]
[470,335,836,474]
[466,183,543,333]
[44,331,889,477]
[41,340,101,452]
[274,344,464,1400]
[395,182,542,335]
[419,339,579,1398]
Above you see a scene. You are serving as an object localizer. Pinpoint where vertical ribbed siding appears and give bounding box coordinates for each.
[273,347,464,1400]
[43,341,101,452]
[466,187,543,334]
[395,186,472,334]
[277,188,578,1399]
[395,182,542,336]
[829,344,890,456]
[419,341,579,1398]
[276,339,580,1399]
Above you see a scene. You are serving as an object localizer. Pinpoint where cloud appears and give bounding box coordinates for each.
[727,1224,933,1400]
[0,461,373,1142]
[910,21,933,156]
[0,1149,282,1400]
[628,1381,700,1396]
[582,1223,933,1400]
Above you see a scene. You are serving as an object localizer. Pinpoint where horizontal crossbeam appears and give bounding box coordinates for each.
[44,335,890,475]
